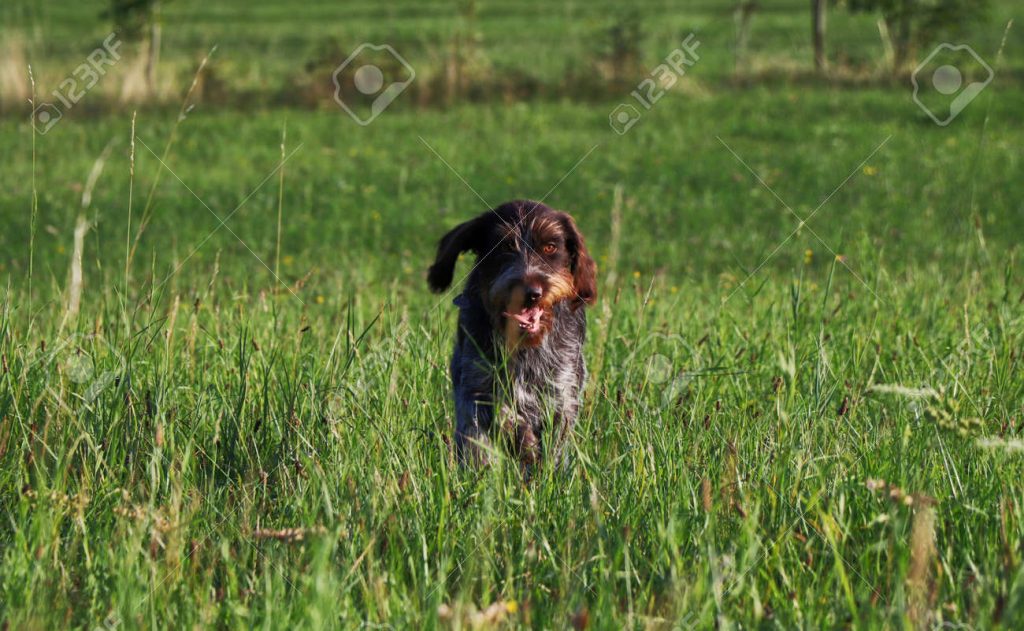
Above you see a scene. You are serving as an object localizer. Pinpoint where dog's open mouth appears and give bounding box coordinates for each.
[502,306,543,335]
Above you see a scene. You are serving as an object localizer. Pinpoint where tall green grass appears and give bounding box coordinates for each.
[1,84,1023,628]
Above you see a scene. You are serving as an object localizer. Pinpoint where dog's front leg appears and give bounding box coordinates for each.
[550,407,576,471]
[454,391,495,466]
[500,405,542,474]
[550,367,583,470]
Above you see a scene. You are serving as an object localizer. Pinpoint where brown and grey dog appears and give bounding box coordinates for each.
[427,200,597,470]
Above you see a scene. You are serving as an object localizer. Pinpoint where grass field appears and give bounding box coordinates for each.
[3,1,1024,630]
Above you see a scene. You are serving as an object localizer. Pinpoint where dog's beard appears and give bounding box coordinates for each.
[496,273,574,350]
[502,289,543,335]
[501,286,543,348]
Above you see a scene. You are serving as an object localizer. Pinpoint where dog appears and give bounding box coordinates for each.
[427,200,597,470]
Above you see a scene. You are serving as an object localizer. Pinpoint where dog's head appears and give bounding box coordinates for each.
[427,200,597,347]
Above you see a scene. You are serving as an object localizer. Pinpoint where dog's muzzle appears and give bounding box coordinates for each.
[502,282,544,335]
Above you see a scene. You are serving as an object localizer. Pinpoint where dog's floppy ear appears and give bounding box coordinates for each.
[560,213,597,309]
[427,215,485,293]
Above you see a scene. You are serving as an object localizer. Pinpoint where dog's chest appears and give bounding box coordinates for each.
[503,328,582,419]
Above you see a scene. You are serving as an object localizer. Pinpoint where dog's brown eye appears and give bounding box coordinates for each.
[542,243,557,255]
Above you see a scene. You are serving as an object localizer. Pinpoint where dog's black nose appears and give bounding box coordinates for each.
[524,285,543,303]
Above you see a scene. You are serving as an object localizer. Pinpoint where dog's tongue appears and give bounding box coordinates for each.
[503,306,543,334]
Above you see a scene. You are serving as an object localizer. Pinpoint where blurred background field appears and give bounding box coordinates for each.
[3,0,1021,111]
[1,1,1023,629]
[1,0,1022,287]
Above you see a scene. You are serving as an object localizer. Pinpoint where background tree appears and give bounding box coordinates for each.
[812,0,828,73]
[734,1,759,74]
[842,0,990,73]
[102,0,164,93]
